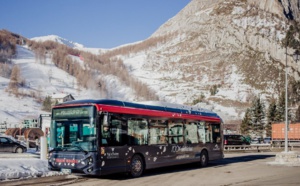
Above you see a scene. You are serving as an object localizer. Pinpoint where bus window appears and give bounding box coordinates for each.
[205,123,213,143]
[211,124,221,143]
[169,121,183,144]
[149,120,167,145]
[56,124,64,145]
[101,124,111,145]
[102,114,127,146]
[197,122,205,143]
[185,122,198,144]
[128,118,148,145]
[69,123,78,142]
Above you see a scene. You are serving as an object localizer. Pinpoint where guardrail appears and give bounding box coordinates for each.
[224,144,271,152]
[288,143,300,151]
[224,143,300,152]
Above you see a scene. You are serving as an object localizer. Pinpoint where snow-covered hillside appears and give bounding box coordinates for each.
[0,45,102,125]
[0,44,239,126]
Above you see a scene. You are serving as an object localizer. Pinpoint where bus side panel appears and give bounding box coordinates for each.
[205,143,223,160]
[143,144,203,169]
[98,146,127,175]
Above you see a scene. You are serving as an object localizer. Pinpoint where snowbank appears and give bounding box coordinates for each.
[0,150,65,181]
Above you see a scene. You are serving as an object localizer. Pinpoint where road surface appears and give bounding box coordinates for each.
[2,151,300,186]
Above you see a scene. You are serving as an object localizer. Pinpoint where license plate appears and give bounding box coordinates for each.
[61,168,71,174]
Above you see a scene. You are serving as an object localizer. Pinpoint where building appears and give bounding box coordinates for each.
[51,93,75,105]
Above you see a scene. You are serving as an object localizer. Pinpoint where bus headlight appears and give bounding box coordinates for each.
[88,157,93,165]
[87,167,93,172]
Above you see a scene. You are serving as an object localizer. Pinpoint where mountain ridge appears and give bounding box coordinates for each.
[1,0,300,125]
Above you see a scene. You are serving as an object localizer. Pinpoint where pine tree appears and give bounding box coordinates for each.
[275,92,285,122]
[42,96,52,112]
[250,96,266,137]
[266,100,276,137]
[295,105,300,122]
[240,108,251,135]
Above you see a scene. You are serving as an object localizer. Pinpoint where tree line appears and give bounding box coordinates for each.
[240,19,300,138]
[26,36,160,103]
[1,29,163,109]
[240,94,300,138]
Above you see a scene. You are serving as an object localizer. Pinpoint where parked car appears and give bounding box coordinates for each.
[263,137,272,144]
[0,136,27,153]
[224,134,250,145]
[251,137,262,144]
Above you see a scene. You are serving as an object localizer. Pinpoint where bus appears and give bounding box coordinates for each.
[48,99,223,177]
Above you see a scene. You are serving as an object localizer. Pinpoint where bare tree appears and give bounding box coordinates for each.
[8,65,21,94]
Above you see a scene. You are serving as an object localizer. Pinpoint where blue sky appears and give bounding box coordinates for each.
[0,0,191,48]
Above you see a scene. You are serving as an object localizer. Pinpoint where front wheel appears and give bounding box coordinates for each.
[130,154,144,178]
[200,150,208,167]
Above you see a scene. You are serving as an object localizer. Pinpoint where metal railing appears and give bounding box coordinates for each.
[224,143,300,152]
[224,144,271,152]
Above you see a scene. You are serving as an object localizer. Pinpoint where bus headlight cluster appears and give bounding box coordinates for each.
[88,157,93,165]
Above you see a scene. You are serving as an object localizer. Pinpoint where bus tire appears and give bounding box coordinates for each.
[130,154,144,178]
[200,150,208,167]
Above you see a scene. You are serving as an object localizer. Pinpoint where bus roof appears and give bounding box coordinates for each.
[55,99,221,121]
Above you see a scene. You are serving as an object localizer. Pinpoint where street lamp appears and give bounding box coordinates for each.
[285,49,300,153]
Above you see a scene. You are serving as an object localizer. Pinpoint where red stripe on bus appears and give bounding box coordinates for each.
[95,104,221,123]
[54,103,221,123]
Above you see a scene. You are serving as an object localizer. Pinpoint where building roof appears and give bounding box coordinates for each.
[51,93,74,99]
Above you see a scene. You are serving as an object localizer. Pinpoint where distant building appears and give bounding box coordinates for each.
[0,121,7,134]
[51,93,75,105]
[22,119,38,128]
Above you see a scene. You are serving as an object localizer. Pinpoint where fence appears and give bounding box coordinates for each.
[224,143,300,152]
[224,144,271,152]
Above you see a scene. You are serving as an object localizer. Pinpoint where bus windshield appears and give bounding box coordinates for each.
[50,106,97,152]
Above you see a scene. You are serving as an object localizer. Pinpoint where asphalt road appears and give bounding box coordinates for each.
[2,151,300,186]
[65,152,300,186]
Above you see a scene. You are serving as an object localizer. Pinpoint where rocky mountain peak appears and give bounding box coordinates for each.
[120,0,300,122]
[280,0,300,21]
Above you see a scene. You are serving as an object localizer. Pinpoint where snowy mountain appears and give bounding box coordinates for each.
[1,0,300,126]
[31,35,84,48]
[111,0,300,122]
[31,35,110,55]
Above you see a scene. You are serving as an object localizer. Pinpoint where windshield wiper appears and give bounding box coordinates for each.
[55,144,88,154]
[70,145,88,155]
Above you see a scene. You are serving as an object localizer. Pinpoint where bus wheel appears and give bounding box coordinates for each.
[200,150,208,167]
[130,154,144,178]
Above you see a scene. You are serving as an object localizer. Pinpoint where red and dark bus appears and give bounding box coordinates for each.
[48,99,223,177]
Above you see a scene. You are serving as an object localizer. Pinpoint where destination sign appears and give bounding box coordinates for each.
[53,106,94,119]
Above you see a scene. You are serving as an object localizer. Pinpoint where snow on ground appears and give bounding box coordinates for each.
[0,149,65,181]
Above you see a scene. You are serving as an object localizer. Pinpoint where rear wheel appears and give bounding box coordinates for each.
[200,150,208,167]
[16,147,23,153]
[130,154,144,178]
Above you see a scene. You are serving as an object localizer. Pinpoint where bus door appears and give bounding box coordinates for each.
[100,114,127,174]
[202,123,222,160]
